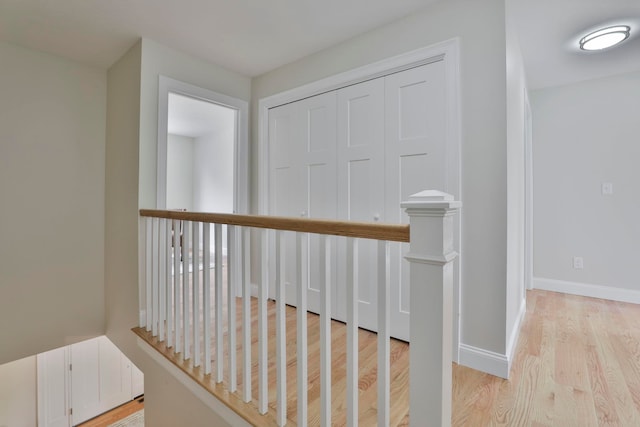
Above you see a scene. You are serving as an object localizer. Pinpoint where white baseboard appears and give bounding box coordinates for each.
[532,277,640,304]
[459,344,509,379]
[137,338,251,427]
[506,297,526,372]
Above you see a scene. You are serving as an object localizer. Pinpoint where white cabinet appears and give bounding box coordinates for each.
[267,61,447,341]
[37,347,70,427]
[37,336,144,426]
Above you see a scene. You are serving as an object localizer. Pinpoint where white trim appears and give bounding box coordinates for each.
[524,90,534,290]
[137,338,251,427]
[459,344,509,379]
[257,39,462,361]
[156,76,249,215]
[506,297,526,372]
[532,277,640,304]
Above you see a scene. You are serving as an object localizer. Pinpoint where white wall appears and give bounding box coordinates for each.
[504,0,528,369]
[138,38,251,209]
[167,134,195,211]
[531,71,640,299]
[252,0,509,363]
[0,41,106,364]
[0,356,36,427]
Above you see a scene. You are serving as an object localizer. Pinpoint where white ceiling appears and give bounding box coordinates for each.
[168,93,235,138]
[1,0,638,87]
[511,0,640,89]
[0,0,437,76]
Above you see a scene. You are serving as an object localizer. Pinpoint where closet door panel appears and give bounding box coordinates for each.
[336,78,385,329]
[269,103,302,304]
[385,60,447,340]
[299,92,337,314]
[268,93,337,309]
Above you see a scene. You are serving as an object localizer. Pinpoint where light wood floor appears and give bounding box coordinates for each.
[452,289,640,426]
[77,396,144,427]
[135,269,640,427]
[135,297,410,426]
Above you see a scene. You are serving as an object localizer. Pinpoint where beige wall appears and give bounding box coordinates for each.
[104,41,143,367]
[252,0,509,355]
[0,42,106,364]
[105,38,253,423]
[142,356,232,427]
[0,356,36,427]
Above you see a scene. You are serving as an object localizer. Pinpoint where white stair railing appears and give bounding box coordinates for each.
[138,189,459,427]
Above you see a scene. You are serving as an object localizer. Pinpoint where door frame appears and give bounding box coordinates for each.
[257,38,463,361]
[156,75,249,215]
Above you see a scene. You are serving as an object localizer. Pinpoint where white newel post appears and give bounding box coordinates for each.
[402,190,460,427]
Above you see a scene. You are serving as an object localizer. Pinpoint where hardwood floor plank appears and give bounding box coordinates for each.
[136,270,640,427]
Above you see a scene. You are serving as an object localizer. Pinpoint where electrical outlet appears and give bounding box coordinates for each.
[602,182,613,195]
[573,256,584,269]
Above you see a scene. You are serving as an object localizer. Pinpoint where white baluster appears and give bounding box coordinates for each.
[275,231,287,426]
[172,219,180,351]
[165,219,172,343]
[320,235,332,427]
[242,227,251,403]
[346,238,359,427]
[183,220,190,359]
[152,218,159,337]
[159,218,166,341]
[145,218,152,331]
[203,223,212,376]
[227,225,237,392]
[377,240,390,427]
[138,217,146,329]
[296,232,308,427]
[193,221,200,367]
[258,228,268,414]
[214,223,223,382]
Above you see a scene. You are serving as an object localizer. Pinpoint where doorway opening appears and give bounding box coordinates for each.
[156,76,249,216]
[156,77,248,271]
[166,93,235,216]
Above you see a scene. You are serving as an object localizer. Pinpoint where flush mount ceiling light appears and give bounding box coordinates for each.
[579,25,631,51]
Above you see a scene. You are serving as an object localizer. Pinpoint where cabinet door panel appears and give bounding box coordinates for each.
[37,347,70,427]
[70,336,132,425]
[70,338,101,424]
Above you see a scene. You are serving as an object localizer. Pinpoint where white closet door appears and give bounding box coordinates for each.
[297,92,337,314]
[131,362,144,398]
[69,338,101,424]
[70,336,132,425]
[269,92,337,310]
[37,347,70,427]
[385,61,447,341]
[336,78,385,329]
[269,101,302,304]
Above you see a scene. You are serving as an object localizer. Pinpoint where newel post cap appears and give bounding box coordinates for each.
[401,189,461,210]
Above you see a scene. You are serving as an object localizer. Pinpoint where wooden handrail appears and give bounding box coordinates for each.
[140,209,410,243]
